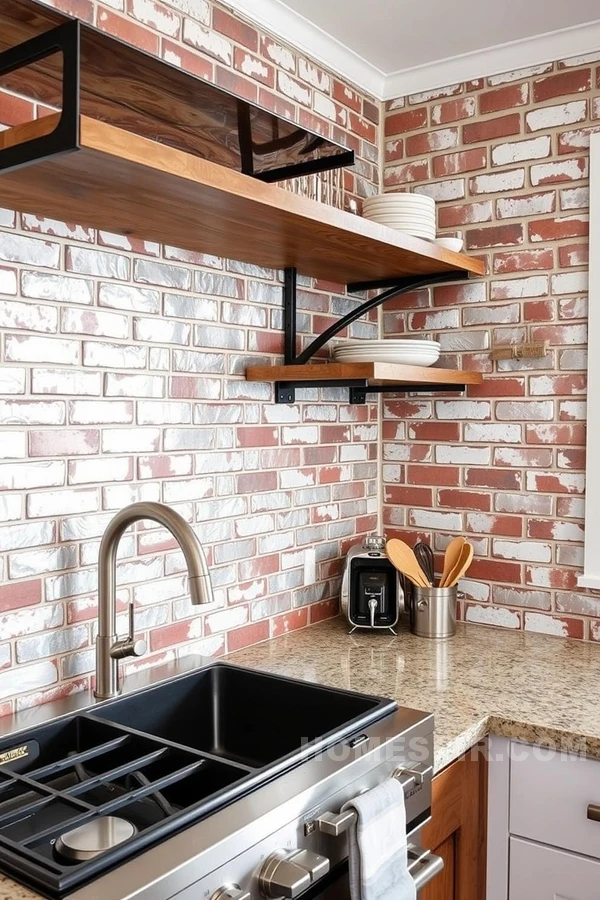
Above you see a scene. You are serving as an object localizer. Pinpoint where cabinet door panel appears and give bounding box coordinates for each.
[509,837,600,899]
[420,835,454,900]
[510,742,600,860]
[421,748,486,900]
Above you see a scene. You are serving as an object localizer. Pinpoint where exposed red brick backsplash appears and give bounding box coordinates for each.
[0,0,382,714]
[384,55,599,639]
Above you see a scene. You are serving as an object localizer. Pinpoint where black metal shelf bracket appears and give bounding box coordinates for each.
[277,266,471,403]
[0,20,81,175]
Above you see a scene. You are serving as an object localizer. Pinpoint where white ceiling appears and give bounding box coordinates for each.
[225,0,600,98]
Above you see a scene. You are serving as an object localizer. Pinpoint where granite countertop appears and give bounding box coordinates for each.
[3,617,600,899]
[229,617,600,772]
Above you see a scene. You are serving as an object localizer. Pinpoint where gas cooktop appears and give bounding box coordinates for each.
[0,663,396,898]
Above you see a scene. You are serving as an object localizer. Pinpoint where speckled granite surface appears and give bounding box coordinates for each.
[3,617,600,898]
[229,617,600,771]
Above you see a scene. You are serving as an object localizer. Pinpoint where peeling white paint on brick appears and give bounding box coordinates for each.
[491,135,550,167]
[414,179,465,201]
[488,63,552,85]
[524,613,569,637]
[497,191,555,218]
[464,423,522,443]
[435,400,490,420]
[494,540,552,563]
[277,71,311,105]
[465,606,521,629]
[0,661,57,699]
[431,97,475,125]
[183,19,232,64]
[298,58,329,91]
[526,100,587,131]
[470,169,525,194]
[551,271,589,294]
[531,157,589,186]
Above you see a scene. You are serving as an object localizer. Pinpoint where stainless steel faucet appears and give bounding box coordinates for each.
[95,501,214,700]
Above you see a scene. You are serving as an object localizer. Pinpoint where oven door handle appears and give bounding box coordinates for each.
[314,764,431,836]
[408,844,444,892]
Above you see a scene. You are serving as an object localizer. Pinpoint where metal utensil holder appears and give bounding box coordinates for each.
[410,586,457,639]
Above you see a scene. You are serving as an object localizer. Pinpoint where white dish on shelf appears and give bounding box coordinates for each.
[366,216,436,227]
[435,237,464,252]
[333,339,440,367]
[367,225,436,238]
[333,351,440,366]
[363,194,435,208]
[334,339,440,349]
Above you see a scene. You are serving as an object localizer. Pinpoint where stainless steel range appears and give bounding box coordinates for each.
[0,663,441,899]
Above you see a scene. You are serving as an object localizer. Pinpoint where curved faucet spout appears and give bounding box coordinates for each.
[95,502,214,699]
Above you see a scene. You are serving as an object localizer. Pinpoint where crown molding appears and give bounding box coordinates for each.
[224,0,600,102]
[384,19,600,99]
[223,0,386,97]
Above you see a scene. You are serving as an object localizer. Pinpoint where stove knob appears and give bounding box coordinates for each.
[211,885,251,900]
[258,849,329,899]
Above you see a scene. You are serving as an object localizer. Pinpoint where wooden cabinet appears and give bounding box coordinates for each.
[419,749,487,900]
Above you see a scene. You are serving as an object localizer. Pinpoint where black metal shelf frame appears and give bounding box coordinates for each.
[0,20,81,175]
[276,266,472,404]
[0,15,354,182]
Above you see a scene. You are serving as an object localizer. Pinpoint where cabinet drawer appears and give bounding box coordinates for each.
[509,837,600,899]
[510,743,600,859]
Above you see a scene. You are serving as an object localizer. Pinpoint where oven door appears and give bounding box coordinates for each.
[304,843,444,900]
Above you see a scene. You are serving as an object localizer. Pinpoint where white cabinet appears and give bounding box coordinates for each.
[487,737,600,900]
[509,744,600,859]
[509,837,600,899]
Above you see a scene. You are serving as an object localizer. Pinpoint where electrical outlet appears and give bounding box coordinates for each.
[303,548,316,585]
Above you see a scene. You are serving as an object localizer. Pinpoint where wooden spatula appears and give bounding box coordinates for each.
[386,539,430,587]
[443,542,474,588]
[440,536,466,587]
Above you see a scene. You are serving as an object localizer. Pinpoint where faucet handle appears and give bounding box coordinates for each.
[110,603,147,661]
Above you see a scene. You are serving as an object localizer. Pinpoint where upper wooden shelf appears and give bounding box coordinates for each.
[0,114,485,286]
[0,0,352,180]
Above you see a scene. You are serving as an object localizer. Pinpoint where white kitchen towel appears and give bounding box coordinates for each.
[342,778,416,900]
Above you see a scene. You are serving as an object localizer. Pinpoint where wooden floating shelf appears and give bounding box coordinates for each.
[0,115,485,286]
[246,362,483,402]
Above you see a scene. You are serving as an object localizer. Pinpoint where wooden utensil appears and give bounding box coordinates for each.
[386,539,430,587]
[443,542,474,588]
[440,536,466,587]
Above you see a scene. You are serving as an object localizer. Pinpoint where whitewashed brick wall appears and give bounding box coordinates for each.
[0,0,381,714]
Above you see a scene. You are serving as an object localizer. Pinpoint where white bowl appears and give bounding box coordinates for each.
[435,237,464,252]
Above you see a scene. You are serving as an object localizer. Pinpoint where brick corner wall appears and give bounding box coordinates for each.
[383,57,599,640]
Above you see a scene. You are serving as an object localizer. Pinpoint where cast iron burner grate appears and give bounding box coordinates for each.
[0,716,253,898]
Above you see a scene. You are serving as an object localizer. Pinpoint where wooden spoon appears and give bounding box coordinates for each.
[440,536,466,587]
[386,539,430,587]
[443,542,474,588]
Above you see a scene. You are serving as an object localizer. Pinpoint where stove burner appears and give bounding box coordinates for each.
[55,816,137,862]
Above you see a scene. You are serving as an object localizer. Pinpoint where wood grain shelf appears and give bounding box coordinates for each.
[0,114,486,286]
[246,362,482,386]
[246,362,482,404]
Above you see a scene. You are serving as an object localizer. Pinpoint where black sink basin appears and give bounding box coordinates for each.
[91,663,395,770]
[0,663,395,897]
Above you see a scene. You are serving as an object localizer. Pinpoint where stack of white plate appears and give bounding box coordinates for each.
[362,194,436,240]
[333,339,440,367]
